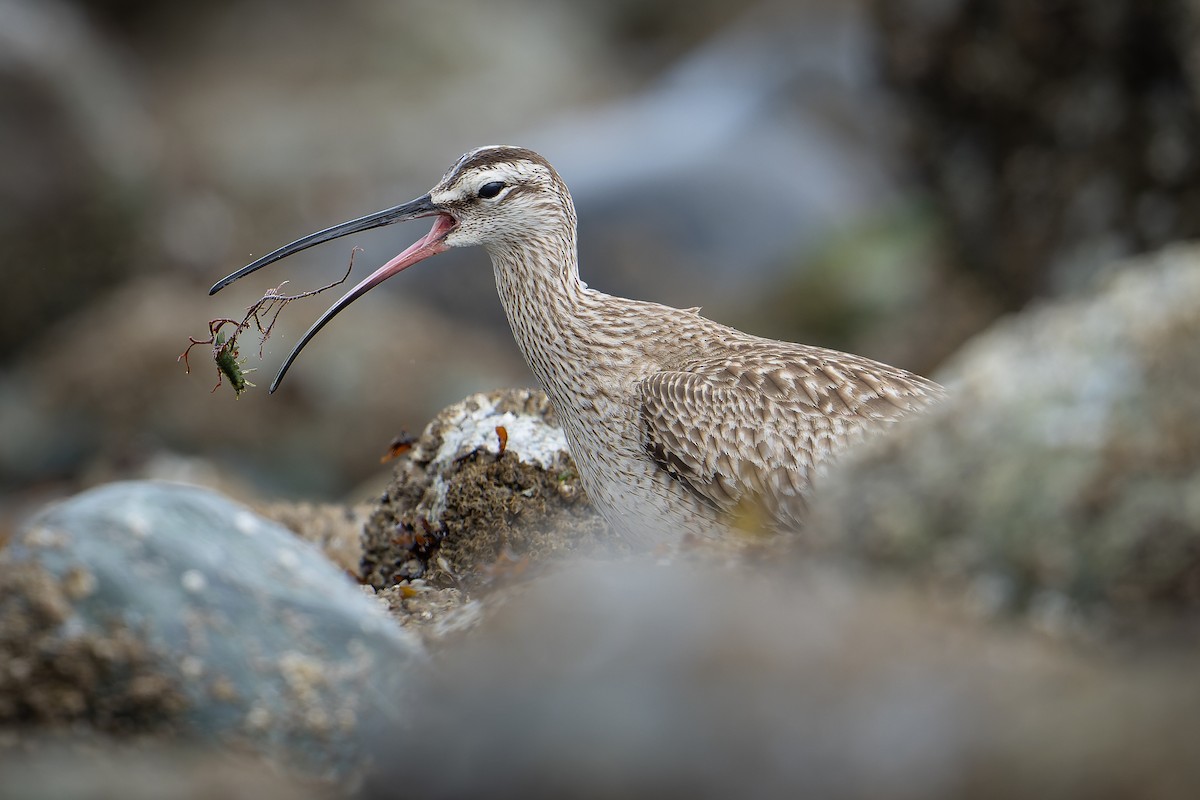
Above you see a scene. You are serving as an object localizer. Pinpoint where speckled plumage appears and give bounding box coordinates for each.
[425,146,944,542]
[224,145,945,543]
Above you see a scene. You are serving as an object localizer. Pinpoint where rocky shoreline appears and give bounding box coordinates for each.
[4,245,1200,797]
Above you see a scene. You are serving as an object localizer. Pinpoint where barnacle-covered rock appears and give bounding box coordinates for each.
[361,388,609,590]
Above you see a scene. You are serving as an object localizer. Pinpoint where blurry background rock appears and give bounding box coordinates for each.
[805,244,1200,638]
[3,0,1197,525]
[868,0,1200,303]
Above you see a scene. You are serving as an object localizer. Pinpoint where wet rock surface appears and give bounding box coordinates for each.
[0,481,423,781]
[807,244,1200,636]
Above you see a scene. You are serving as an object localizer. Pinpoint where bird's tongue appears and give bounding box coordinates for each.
[267,213,455,394]
[316,213,454,312]
[360,212,455,289]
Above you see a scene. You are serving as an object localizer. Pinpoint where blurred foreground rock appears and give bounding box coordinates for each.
[10,547,1200,799]
[0,481,423,781]
[367,560,1200,799]
[0,744,322,800]
[808,244,1200,636]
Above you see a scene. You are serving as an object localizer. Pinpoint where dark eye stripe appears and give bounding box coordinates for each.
[478,181,505,199]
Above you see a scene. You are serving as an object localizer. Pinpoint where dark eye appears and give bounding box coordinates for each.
[477,181,505,199]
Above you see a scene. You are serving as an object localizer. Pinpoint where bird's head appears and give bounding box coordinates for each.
[208,145,573,392]
[433,145,575,250]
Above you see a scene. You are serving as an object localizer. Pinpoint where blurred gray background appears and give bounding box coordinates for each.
[3,0,1197,524]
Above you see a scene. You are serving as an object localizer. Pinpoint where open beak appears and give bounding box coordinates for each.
[208,194,455,393]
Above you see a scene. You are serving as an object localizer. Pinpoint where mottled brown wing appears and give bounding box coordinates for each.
[636,346,943,530]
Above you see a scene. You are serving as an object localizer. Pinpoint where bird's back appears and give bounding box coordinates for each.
[635,316,943,532]
[539,294,944,540]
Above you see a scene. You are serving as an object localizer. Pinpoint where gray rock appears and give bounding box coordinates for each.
[1,480,424,780]
[807,244,1200,635]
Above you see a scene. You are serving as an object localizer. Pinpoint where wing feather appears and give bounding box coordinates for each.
[637,343,943,530]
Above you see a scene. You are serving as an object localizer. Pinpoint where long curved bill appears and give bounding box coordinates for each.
[209,194,443,295]
[207,194,456,393]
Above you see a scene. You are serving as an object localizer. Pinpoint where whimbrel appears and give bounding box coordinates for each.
[211,146,943,541]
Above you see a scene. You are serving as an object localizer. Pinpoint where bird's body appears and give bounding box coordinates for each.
[212,146,944,542]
